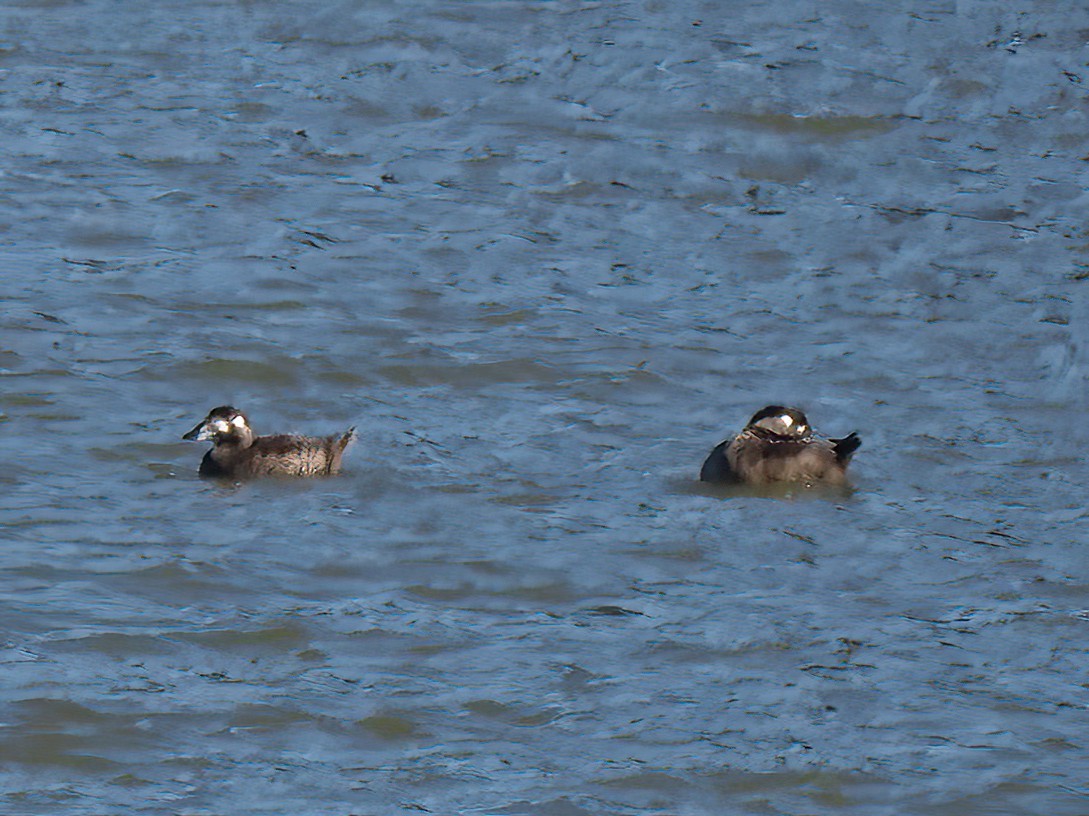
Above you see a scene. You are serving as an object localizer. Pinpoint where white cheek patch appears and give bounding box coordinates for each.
[779,415,793,427]
[231,415,247,429]
[212,419,231,434]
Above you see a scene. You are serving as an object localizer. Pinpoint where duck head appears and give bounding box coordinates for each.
[746,405,811,439]
[183,405,255,447]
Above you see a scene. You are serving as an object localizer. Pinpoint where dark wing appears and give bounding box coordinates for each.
[700,440,737,483]
[249,434,307,455]
[245,434,325,476]
[249,432,356,476]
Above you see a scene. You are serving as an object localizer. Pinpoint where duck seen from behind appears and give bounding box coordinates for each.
[183,405,355,479]
[700,405,860,486]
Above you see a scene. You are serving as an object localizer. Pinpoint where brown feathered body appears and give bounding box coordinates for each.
[700,405,860,486]
[183,406,355,480]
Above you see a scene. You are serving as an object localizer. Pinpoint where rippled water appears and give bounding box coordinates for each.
[3,1,1089,814]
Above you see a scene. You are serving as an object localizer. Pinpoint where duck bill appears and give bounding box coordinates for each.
[182,421,211,441]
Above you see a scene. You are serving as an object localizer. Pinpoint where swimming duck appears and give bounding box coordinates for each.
[700,405,860,486]
[182,405,355,479]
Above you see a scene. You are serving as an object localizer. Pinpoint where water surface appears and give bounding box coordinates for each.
[3,1,1089,814]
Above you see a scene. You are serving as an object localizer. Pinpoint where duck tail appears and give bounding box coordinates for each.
[337,427,357,453]
[324,427,356,475]
[832,432,861,463]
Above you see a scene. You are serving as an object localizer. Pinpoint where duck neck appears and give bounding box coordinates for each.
[215,426,254,450]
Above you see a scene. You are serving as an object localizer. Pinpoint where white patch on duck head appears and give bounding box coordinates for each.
[753,411,809,438]
[197,414,248,442]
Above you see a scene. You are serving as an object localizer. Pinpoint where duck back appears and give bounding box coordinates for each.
[728,436,847,485]
[201,428,355,479]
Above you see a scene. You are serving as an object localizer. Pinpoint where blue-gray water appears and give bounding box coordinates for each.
[3,1,1089,814]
